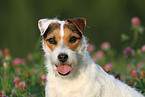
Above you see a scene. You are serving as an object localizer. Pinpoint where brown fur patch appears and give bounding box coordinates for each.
[63,27,82,51]
[43,22,60,38]
[66,18,86,34]
[44,28,61,51]
[64,22,82,38]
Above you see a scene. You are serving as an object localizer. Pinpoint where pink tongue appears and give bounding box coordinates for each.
[56,65,72,75]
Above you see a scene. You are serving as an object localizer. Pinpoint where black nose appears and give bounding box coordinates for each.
[58,53,68,63]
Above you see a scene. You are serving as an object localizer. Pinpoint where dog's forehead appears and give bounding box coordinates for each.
[43,20,81,39]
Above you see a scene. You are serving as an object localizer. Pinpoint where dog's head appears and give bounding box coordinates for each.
[38,18,87,77]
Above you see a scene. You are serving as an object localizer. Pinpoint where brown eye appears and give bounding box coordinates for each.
[69,36,78,43]
[47,37,57,44]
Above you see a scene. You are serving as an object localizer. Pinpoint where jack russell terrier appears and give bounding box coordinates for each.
[38,17,143,97]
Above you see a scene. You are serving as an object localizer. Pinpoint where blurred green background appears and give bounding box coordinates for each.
[0,0,145,58]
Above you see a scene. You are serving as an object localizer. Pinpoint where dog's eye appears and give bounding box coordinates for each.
[69,36,78,43]
[47,38,57,44]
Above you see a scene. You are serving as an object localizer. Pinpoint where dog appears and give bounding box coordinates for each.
[38,18,143,97]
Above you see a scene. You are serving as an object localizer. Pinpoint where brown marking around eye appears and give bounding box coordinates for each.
[63,27,82,51]
[44,28,61,51]
[64,23,82,38]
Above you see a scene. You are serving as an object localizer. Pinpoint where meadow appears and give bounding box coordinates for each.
[0,17,145,97]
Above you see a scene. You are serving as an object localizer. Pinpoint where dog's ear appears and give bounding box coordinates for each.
[38,19,51,36]
[66,18,86,34]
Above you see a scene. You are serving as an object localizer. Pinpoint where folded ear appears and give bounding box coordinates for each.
[66,17,86,34]
[38,19,52,36]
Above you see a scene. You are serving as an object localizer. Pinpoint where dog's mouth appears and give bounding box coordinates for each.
[56,65,72,76]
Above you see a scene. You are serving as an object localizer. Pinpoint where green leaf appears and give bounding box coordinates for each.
[138,26,144,34]
[121,33,129,42]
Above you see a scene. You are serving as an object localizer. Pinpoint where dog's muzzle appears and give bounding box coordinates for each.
[56,53,72,76]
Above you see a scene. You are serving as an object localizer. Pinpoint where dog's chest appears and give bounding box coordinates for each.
[49,86,85,97]
[47,77,101,97]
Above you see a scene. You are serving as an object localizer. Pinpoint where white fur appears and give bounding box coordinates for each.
[60,21,65,38]
[38,19,143,97]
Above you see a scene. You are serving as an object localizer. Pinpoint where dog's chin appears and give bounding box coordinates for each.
[55,64,73,77]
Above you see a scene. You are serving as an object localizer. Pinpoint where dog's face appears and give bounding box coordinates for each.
[38,18,86,77]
